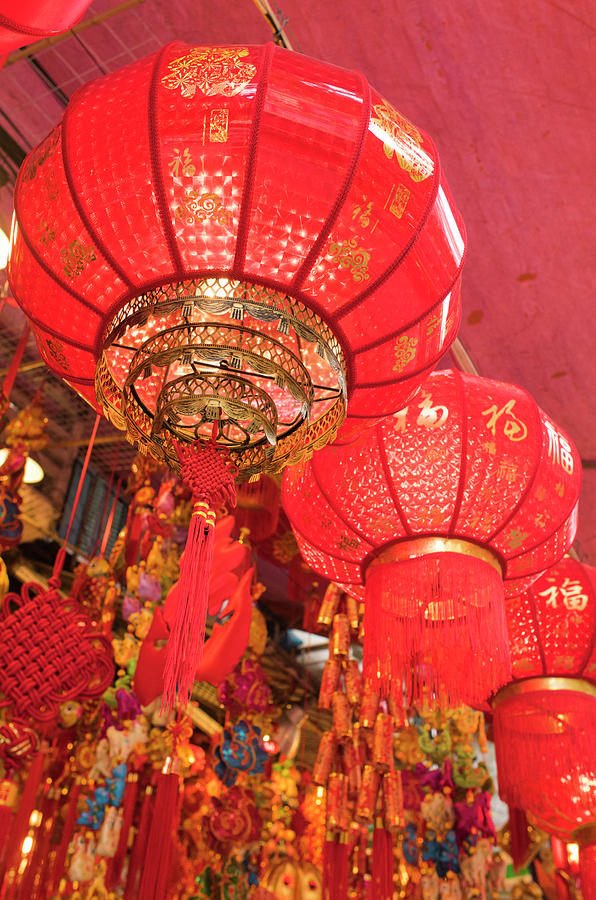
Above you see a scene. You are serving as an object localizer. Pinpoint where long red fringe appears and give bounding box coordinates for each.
[364,552,510,707]
[580,843,596,900]
[49,780,80,895]
[108,775,138,890]
[162,509,215,710]
[322,836,349,900]
[124,783,153,898]
[493,689,596,813]
[372,827,393,900]
[0,749,45,888]
[137,772,180,900]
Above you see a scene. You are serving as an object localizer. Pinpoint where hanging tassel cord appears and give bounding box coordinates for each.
[0,746,46,890]
[137,769,180,900]
[162,435,237,711]
[107,773,138,890]
[123,783,153,899]
[49,779,80,896]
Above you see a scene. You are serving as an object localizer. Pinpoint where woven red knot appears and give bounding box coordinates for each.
[174,439,237,510]
[0,581,114,723]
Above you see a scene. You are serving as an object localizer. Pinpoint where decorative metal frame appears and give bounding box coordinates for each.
[96,277,347,477]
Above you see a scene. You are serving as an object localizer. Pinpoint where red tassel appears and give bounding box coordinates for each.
[364,552,510,707]
[108,774,138,890]
[493,687,596,814]
[507,807,530,872]
[124,783,154,898]
[162,439,236,710]
[0,749,45,888]
[20,785,58,900]
[322,836,335,900]
[334,836,349,900]
[0,782,16,871]
[372,827,393,900]
[137,772,180,900]
[49,780,80,894]
[580,843,596,900]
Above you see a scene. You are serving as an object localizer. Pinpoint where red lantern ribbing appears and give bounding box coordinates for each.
[9,41,465,475]
[283,369,581,708]
[492,557,596,899]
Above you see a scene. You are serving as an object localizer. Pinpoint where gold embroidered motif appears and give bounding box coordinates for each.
[389,183,411,218]
[45,338,69,371]
[392,334,418,372]
[371,100,433,182]
[162,47,256,99]
[61,240,96,279]
[169,147,196,178]
[174,191,232,226]
[328,238,370,282]
[209,108,229,142]
[21,127,60,183]
[39,220,55,245]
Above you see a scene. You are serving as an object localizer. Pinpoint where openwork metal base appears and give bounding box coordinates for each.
[96,277,347,477]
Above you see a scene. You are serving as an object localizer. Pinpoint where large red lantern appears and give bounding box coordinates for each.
[8,42,465,707]
[492,557,596,898]
[0,0,93,64]
[283,369,581,708]
[9,41,465,477]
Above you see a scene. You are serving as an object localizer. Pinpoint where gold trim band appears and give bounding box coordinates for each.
[492,676,596,709]
[367,536,503,576]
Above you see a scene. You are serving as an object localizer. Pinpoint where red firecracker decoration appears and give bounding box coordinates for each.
[492,557,596,899]
[283,369,581,708]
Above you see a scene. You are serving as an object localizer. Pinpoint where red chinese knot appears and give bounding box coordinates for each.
[0,580,114,722]
[283,369,581,708]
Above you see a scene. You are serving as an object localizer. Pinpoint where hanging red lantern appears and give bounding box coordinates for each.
[9,42,465,707]
[9,41,465,470]
[283,369,581,708]
[492,557,596,898]
[0,0,93,64]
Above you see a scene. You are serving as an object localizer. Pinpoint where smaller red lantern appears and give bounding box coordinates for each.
[283,370,581,709]
[493,558,596,900]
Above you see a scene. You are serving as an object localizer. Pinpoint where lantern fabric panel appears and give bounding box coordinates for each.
[10,41,466,471]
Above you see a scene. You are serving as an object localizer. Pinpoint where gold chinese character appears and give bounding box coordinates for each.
[389,183,411,218]
[416,392,449,429]
[483,441,497,457]
[481,398,527,442]
[545,421,574,474]
[506,528,529,550]
[209,108,229,142]
[497,460,518,483]
[169,147,196,177]
[352,195,374,229]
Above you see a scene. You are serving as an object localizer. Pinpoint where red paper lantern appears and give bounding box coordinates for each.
[9,41,465,476]
[0,0,92,63]
[283,369,581,708]
[492,557,596,897]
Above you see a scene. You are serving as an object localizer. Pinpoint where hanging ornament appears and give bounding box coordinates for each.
[492,556,596,899]
[0,572,114,723]
[283,369,581,708]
